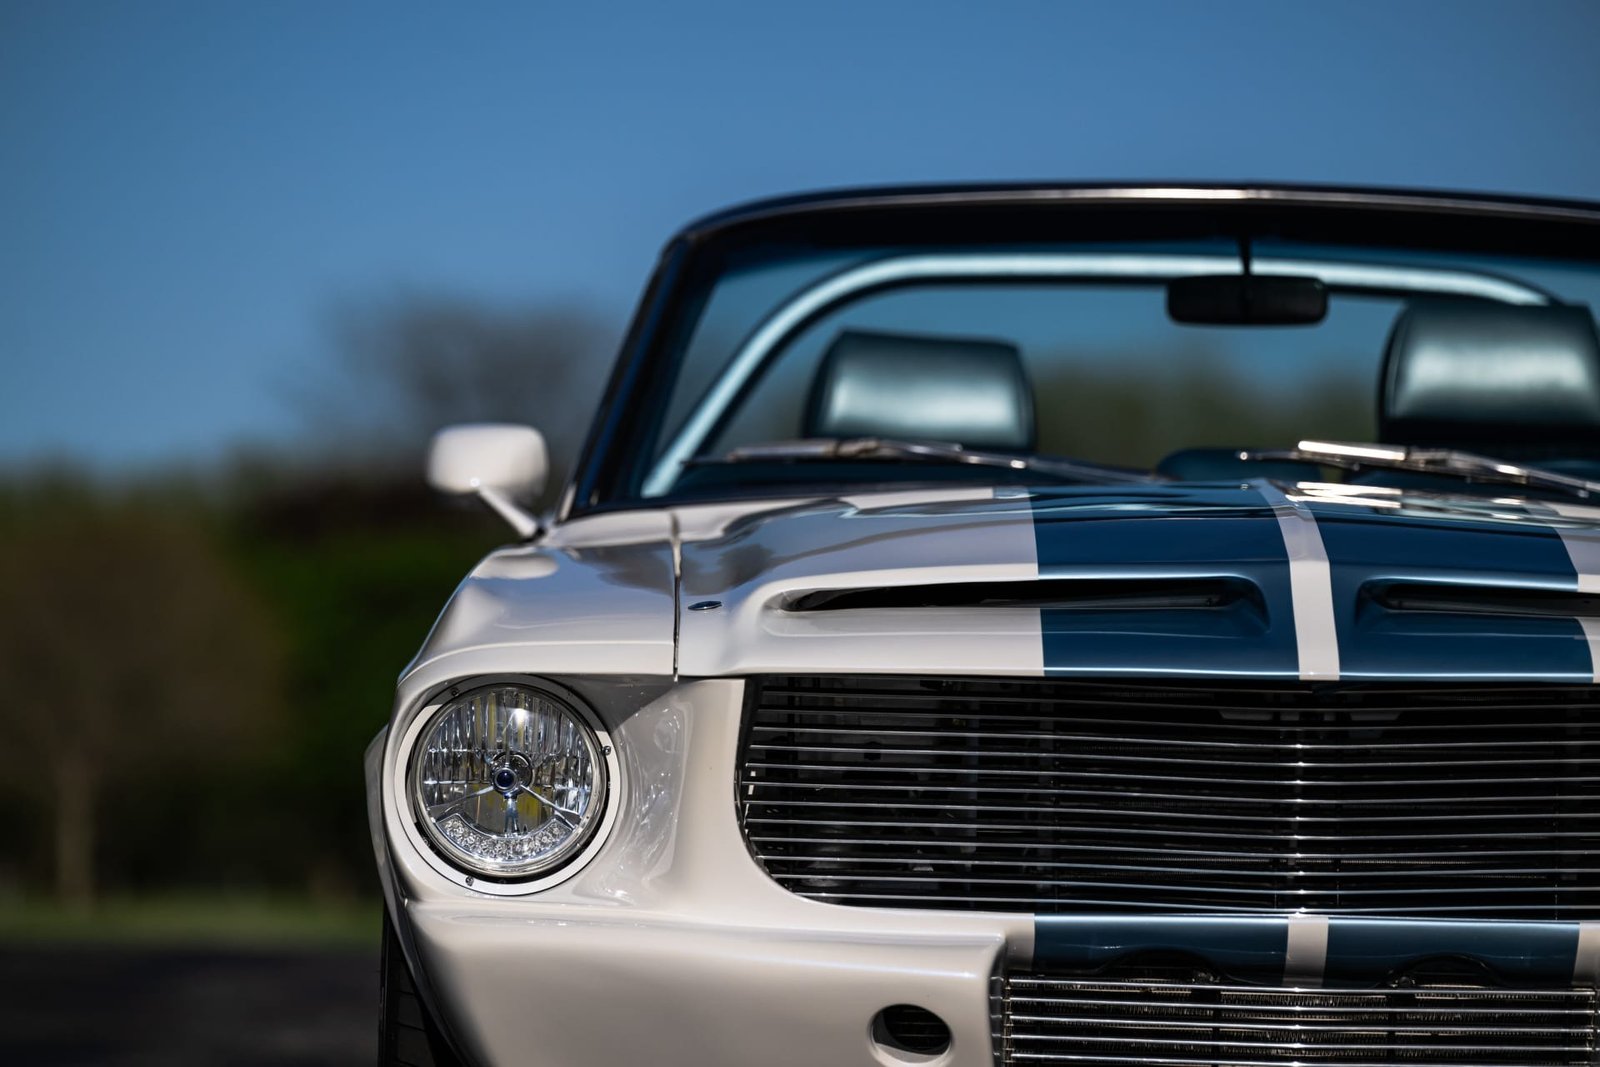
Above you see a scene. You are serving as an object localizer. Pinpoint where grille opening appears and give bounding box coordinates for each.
[995,969,1599,1067]
[737,675,1600,919]
[872,1004,952,1057]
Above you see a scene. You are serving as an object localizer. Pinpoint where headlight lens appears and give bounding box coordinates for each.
[410,684,607,879]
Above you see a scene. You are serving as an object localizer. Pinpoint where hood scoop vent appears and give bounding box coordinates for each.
[785,577,1254,613]
[1376,582,1600,619]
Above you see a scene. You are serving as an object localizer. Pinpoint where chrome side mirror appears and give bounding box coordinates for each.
[426,423,547,537]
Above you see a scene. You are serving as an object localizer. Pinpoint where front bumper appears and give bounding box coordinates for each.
[408,906,1006,1066]
[376,679,1031,1067]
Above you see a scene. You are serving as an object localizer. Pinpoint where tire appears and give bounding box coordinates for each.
[379,911,466,1067]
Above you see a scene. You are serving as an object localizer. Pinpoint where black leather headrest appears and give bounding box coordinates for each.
[804,330,1035,450]
[1380,302,1600,450]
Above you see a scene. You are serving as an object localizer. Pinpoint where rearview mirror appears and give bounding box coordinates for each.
[1168,274,1328,326]
[426,423,547,537]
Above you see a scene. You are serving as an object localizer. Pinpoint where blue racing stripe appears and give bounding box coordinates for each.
[1034,916,1289,979]
[1324,920,1580,986]
[1027,486,1300,677]
[1032,916,1585,986]
[1310,505,1592,680]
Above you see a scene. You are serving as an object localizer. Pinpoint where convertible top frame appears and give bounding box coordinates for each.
[566,183,1600,518]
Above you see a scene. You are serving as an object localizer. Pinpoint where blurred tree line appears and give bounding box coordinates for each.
[0,294,614,907]
[0,294,1367,908]
[1032,351,1370,468]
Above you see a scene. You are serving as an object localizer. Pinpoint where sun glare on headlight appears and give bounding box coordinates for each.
[409,684,607,879]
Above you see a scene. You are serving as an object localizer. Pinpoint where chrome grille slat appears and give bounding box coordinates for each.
[1011,1018,1588,1032]
[803,893,1600,913]
[1006,1056,1584,1066]
[749,828,1600,845]
[746,759,1600,791]
[738,675,1600,918]
[744,791,1600,807]
[998,975,1599,1067]
[750,874,1600,896]
[1006,980,1598,997]
[762,857,1600,878]
[742,812,1593,831]
[755,839,1596,860]
[753,682,1599,709]
[751,723,1600,751]
[748,741,1600,770]
[1020,1039,1596,1051]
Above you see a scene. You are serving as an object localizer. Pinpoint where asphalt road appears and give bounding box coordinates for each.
[0,944,376,1065]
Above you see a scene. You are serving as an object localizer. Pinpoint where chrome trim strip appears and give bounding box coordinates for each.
[1258,484,1340,681]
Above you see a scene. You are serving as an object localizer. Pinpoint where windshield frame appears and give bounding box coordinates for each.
[562,184,1600,520]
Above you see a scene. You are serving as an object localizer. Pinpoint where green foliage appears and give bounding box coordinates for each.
[0,894,380,948]
[1034,351,1372,468]
[0,469,503,902]
[0,477,284,904]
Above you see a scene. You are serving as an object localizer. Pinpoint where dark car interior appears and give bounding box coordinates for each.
[668,285,1600,498]
[801,301,1600,483]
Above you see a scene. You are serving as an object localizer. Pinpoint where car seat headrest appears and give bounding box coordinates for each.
[1380,301,1600,451]
[803,330,1035,450]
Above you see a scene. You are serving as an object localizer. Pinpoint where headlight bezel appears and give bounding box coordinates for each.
[392,677,620,895]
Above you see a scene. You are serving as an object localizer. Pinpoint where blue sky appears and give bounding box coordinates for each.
[4,0,1599,468]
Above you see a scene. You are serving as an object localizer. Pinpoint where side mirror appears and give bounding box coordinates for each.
[426,423,547,537]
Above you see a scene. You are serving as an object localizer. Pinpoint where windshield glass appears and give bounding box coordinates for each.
[600,223,1600,504]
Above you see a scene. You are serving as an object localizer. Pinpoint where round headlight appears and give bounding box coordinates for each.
[409,684,607,879]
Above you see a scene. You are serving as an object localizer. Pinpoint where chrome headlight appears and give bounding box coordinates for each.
[409,684,607,880]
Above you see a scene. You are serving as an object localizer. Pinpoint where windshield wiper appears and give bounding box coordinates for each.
[690,437,1153,484]
[1241,439,1600,501]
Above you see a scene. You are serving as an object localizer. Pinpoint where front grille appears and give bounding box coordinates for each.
[997,974,1599,1066]
[737,675,1600,917]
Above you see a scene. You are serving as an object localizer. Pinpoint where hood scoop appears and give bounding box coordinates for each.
[785,576,1256,613]
[1375,582,1600,619]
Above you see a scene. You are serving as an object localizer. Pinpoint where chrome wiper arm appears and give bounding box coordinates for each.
[693,437,1153,484]
[1241,439,1600,500]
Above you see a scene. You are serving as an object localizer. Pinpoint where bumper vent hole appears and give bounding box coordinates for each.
[872,1004,951,1058]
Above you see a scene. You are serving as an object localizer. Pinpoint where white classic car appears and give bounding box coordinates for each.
[369,184,1600,1067]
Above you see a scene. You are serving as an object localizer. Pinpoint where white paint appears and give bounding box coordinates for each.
[1258,483,1341,681]
[1575,922,1600,985]
[400,540,678,687]
[426,423,548,537]
[1536,502,1600,683]
[1581,619,1600,686]
[1543,501,1600,595]
[677,490,1044,677]
[1283,915,1330,987]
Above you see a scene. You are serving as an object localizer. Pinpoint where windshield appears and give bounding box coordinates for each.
[589,214,1600,506]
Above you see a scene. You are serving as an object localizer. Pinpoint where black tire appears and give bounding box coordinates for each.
[379,911,466,1067]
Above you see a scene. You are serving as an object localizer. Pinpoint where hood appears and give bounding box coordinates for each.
[677,482,1600,682]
